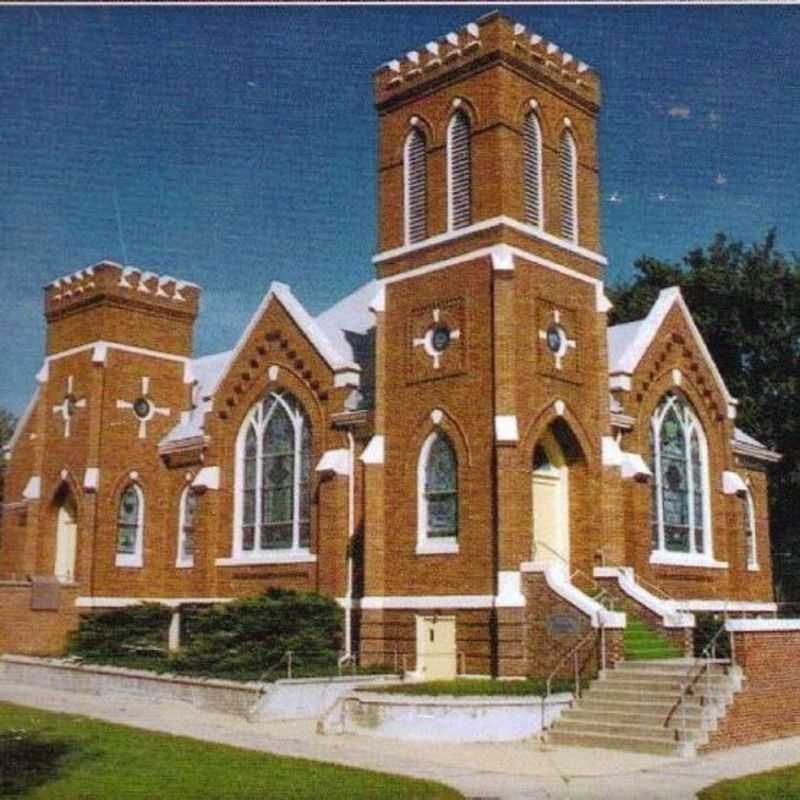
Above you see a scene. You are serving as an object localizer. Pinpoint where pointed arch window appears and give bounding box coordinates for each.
[743,486,758,570]
[404,127,427,244]
[417,432,459,554]
[234,391,312,559]
[116,483,144,567]
[177,487,198,568]
[447,111,472,230]
[559,128,578,243]
[650,394,712,560]
[523,111,543,227]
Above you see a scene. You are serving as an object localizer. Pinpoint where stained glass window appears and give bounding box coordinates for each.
[180,489,198,561]
[236,391,312,555]
[117,485,141,555]
[744,489,757,568]
[424,434,458,538]
[650,394,709,556]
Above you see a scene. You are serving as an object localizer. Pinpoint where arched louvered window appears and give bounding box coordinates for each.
[447,111,472,230]
[235,391,312,557]
[116,483,144,567]
[417,432,459,552]
[404,127,427,244]
[176,486,198,567]
[559,128,578,242]
[743,487,758,569]
[650,394,711,559]
[523,112,543,227]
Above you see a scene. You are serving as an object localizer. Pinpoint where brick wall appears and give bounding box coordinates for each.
[703,625,800,751]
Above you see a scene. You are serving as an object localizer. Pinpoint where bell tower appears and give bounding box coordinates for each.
[372,10,604,281]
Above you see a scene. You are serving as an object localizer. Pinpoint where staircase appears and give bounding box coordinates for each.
[624,618,684,660]
[546,659,742,756]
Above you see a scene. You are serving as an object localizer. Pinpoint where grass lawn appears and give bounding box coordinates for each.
[0,701,462,799]
[698,764,800,799]
[356,677,576,696]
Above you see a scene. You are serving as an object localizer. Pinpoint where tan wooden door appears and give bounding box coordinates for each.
[416,615,456,680]
[54,503,77,583]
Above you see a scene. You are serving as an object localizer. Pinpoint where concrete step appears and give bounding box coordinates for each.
[547,729,691,757]
[553,718,706,743]
[604,668,732,682]
[614,659,731,674]
[562,708,710,730]
[578,698,718,719]
[595,677,732,694]
[586,688,733,705]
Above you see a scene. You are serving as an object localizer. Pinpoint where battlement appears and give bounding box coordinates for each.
[374,11,600,110]
[45,261,200,320]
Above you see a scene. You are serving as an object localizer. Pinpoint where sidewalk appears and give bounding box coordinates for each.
[1,681,799,799]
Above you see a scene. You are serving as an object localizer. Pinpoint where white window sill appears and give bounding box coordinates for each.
[175,560,194,569]
[115,554,143,568]
[416,540,459,556]
[215,551,317,566]
[650,551,728,570]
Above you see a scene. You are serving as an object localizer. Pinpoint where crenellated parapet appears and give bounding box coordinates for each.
[374,11,600,111]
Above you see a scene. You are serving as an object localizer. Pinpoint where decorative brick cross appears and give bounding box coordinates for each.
[413,307,461,370]
[52,375,87,438]
[116,376,171,439]
[538,308,576,370]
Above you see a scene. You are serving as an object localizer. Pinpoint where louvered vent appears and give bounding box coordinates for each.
[448,112,471,230]
[523,113,542,227]
[559,129,577,242]
[405,129,427,244]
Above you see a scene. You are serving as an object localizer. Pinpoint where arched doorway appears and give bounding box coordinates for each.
[531,430,570,565]
[53,488,78,583]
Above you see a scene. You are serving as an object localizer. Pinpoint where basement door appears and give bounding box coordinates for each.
[416,615,456,680]
[54,501,77,583]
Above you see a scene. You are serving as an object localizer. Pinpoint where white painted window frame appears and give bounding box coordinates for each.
[744,483,759,571]
[559,128,579,244]
[115,483,144,568]
[650,395,715,567]
[230,392,313,563]
[523,111,544,229]
[176,486,196,568]
[416,432,459,555]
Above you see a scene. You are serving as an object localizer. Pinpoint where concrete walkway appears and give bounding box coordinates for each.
[1,682,799,799]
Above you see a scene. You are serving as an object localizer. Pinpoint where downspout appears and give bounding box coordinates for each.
[342,430,356,661]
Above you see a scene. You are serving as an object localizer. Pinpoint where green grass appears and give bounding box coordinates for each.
[698,763,800,799]
[0,702,461,799]
[356,678,577,696]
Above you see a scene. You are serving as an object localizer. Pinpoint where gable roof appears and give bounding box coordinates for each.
[607,286,737,411]
[314,279,379,367]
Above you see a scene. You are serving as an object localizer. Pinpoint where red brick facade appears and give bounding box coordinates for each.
[0,13,778,670]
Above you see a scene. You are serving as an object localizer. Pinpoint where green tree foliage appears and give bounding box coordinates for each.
[609,231,800,599]
[0,407,17,504]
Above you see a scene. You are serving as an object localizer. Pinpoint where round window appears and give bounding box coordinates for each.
[133,397,152,420]
[546,324,566,354]
[431,326,451,353]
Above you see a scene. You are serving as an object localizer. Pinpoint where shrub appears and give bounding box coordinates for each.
[66,603,172,661]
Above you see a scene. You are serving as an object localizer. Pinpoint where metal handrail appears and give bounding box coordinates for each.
[533,541,617,611]
[596,549,675,603]
[663,623,733,739]
[541,627,602,730]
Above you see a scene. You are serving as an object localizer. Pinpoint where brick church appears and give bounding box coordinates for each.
[0,13,781,676]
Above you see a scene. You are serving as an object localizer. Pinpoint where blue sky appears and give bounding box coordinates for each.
[2,4,799,416]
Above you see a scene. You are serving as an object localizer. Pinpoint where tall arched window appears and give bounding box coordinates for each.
[743,486,758,570]
[116,483,144,567]
[523,111,543,227]
[235,391,312,558]
[559,128,578,242]
[447,111,472,230]
[177,487,198,568]
[404,127,427,244]
[417,432,459,553]
[650,394,710,559]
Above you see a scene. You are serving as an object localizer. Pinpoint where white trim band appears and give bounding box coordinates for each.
[75,596,233,609]
[726,618,799,632]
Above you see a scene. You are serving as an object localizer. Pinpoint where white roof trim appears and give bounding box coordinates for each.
[620,452,651,480]
[316,448,352,477]
[361,435,385,465]
[22,475,41,501]
[208,282,360,398]
[722,470,748,496]
[5,386,40,457]
[494,415,519,443]
[601,435,622,467]
[608,287,737,408]
[83,468,100,492]
[192,466,220,491]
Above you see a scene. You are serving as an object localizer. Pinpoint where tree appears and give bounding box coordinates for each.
[609,231,800,600]
[0,407,16,506]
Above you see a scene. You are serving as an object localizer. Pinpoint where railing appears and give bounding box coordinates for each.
[663,622,733,742]
[596,549,676,603]
[257,649,368,682]
[533,540,617,612]
[541,627,603,731]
